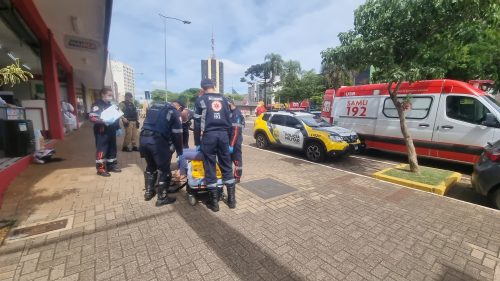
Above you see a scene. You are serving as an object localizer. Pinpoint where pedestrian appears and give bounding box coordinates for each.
[61,100,77,133]
[139,101,184,206]
[119,92,139,152]
[89,87,122,177]
[194,79,236,212]
[255,101,266,117]
[228,98,244,184]
[171,100,193,148]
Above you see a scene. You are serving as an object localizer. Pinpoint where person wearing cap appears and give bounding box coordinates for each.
[119,92,139,152]
[194,78,235,212]
[228,98,244,188]
[171,100,193,148]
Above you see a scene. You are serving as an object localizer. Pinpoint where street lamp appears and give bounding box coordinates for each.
[158,14,191,102]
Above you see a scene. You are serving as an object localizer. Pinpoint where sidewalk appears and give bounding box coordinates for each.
[0,123,499,281]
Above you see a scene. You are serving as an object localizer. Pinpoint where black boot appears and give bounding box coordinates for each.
[226,184,236,209]
[122,147,132,152]
[132,146,139,152]
[207,189,219,212]
[144,171,157,201]
[156,181,176,206]
[107,162,122,173]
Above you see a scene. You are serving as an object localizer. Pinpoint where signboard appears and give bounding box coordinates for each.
[334,96,380,119]
[64,35,100,52]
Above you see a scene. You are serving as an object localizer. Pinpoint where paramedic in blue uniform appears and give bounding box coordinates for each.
[228,98,244,184]
[89,87,121,177]
[194,79,236,212]
[140,102,184,206]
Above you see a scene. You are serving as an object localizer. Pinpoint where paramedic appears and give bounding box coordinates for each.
[194,78,235,212]
[89,87,121,177]
[140,102,184,206]
[228,98,244,187]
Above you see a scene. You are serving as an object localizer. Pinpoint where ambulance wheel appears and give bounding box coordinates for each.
[255,133,269,149]
[187,194,197,206]
[305,142,325,162]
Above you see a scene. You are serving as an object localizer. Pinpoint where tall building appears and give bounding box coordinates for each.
[201,33,224,93]
[108,59,135,101]
[201,59,224,94]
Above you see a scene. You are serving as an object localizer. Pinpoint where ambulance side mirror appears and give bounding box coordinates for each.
[482,113,500,128]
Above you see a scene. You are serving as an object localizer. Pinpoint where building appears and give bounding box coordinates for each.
[108,59,135,101]
[247,82,276,104]
[201,58,224,94]
[0,0,112,200]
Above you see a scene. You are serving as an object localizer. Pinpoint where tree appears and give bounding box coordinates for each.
[179,88,200,108]
[224,93,244,101]
[320,59,355,89]
[321,0,500,173]
[242,53,284,106]
[150,89,179,103]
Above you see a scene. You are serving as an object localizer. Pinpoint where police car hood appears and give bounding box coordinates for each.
[315,126,355,137]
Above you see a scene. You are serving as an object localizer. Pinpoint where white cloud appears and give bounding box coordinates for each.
[109,0,364,95]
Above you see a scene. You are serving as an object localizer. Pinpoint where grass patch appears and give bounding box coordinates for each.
[382,165,454,186]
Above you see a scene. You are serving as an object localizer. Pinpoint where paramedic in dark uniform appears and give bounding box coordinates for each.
[89,87,122,177]
[119,92,139,152]
[140,102,184,206]
[172,100,193,148]
[228,98,244,185]
[194,79,236,212]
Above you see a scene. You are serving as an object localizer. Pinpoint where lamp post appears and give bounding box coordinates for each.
[158,14,191,102]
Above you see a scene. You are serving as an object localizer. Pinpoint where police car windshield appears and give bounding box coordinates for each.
[297,115,330,127]
[485,95,500,113]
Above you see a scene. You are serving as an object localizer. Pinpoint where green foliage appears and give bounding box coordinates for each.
[150,89,178,103]
[277,68,326,103]
[224,93,244,101]
[321,0,500,86]
[0,59,33,86]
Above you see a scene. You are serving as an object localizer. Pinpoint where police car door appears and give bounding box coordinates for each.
[280,116,305,149]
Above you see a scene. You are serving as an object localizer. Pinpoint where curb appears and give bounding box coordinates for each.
[373,164,462,196]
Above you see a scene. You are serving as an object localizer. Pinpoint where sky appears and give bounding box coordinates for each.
[108,0,365,97]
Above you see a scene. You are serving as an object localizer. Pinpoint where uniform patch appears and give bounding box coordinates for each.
[92,106,99,111]
[211,101,222,112]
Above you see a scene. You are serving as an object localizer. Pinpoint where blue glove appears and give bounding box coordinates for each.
[195,145,201,152]
[229,146,234,154]
[116,129,123,137]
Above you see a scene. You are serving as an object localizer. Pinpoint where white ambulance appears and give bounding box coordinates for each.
[320,79,500,164]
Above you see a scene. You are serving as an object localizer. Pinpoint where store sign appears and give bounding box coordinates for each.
[64,35,99,52]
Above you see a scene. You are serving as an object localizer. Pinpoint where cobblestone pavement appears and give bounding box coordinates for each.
[0,123,499,281]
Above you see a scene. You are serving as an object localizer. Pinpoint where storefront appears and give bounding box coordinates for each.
[0,0,113,199]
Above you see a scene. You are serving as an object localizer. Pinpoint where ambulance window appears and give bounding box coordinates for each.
[270,114,286,125]
[446,96,490,125]
[382,97,433,119]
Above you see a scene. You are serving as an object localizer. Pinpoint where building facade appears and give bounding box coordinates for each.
[109,60,135,101]
[201,58,224,94]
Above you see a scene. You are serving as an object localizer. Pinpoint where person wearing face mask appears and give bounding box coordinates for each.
[119,92,139,152]
[89,87,122,177]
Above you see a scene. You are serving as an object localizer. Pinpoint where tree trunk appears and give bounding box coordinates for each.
[388,81,420,174]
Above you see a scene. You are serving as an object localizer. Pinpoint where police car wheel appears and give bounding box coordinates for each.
[305,142,325,162]
[187,194,197,206]
[255,133,269,149]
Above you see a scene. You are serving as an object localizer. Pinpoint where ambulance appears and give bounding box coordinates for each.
[320,79,500,164]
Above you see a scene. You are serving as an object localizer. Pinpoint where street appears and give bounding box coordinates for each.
[242,120,495,210]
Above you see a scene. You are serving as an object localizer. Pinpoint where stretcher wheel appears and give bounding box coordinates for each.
[187,194,197,206]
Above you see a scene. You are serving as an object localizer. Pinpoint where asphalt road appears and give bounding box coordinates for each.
[242,122,496,209]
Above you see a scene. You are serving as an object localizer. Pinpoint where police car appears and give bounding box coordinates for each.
[253,111,360,162]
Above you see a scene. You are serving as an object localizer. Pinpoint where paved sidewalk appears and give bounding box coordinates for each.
[0,123,499,281]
